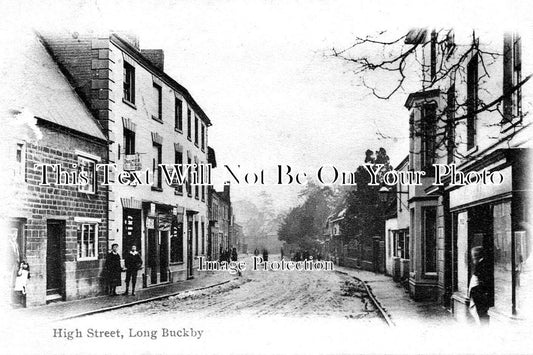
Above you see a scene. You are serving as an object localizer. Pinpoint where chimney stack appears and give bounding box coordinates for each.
[141,49,165,71]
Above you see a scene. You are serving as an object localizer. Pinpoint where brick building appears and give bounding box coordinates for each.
[40,31,212,286]
[1,31,108,306]
[208,185,232,260]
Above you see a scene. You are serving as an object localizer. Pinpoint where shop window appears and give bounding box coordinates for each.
[78,156,96,194]
[77,223,98,260]
[170,218,184,263]
[493,202,512,314]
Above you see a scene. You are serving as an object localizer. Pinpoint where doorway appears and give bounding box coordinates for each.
[160,231,169,282]
[46,220,64,298]
[187,217,194,279]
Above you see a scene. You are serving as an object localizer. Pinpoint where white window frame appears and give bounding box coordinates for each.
[14,142,26,182]
[77,222,99,261]
[78,155,97,194]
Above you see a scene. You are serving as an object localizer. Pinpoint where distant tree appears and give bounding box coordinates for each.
[277,182,335,250]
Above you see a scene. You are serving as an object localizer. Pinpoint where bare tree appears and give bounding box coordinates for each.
[331,29,531,161]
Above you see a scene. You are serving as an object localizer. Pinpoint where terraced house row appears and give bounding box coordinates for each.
[3,30,231,307]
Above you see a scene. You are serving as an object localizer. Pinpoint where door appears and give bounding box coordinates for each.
[187,218,194,279]
[147,228,158,284]
[46,220,64,296]
[160,231,169,282]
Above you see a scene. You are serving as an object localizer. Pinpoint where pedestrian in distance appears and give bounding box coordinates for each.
[14,260,30,307]
[124,245,143,296]
[104,243,122,296]
[262,248,269,262]
[231,247,241,276]
[468,246,492,325]
[254,248,259,256]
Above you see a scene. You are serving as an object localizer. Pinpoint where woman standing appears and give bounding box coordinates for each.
[104,243,122,296]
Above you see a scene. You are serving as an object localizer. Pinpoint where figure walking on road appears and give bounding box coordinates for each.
[469,246,492,325]
[104,243,122,296]
[262,249,269,262]
[124,245,142,296]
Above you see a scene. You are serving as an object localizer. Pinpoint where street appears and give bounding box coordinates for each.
[82,255,383,322]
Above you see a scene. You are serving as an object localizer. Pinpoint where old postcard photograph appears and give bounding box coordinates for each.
[0,0,532,354]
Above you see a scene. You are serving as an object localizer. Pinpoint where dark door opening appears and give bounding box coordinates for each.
[187,218,194,279]
[147,228,158,284]
[160,231,169,282]
[46,220,64,296]
[123,208,141,256]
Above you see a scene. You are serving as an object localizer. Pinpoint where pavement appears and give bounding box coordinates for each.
[337,266,453,326]
[15,271,234,322]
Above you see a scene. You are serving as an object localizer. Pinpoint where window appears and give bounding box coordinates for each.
[194,158,199,200]
[446,84,455,164]
[77,223,98,260]
[187,109,192,140]
[152,143,162,189]
[194,116,199,146]
[467,54,478,150]
[14,142,25,181]
[175,98,183,131]
[430,30,437,82]
[421,104,437,174]
[170,217,183,263]
[123,62,135,104]
[201,124,205,151]
[174,150,183,194]
[194,221,199,256]
[78,156,96,194]
[201,184,205,202]
[124,128,135,155]
[423,207,437,273]
[393,230,410,259]
[503,33,522,126]
[187,155,192,197]
[153,83,162,121]
[201,222,205,254]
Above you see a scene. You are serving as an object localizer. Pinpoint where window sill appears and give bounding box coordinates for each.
[201,148,205,153]
[152,116,164,124]
[175,190,184,196]
[466,144,478,154]
[122,98,137,109]
[151,186,163,192]
[187,137,192,142]
[77,257,98,262]
[175,128,183,134]
[194,142,199,148]
[78,190,96,196]
[169,261,184,266]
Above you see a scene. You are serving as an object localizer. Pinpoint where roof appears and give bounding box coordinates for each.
[1,32,106,141]
[111,34,212,127]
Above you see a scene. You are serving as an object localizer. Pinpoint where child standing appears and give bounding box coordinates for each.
[14,261,30,307]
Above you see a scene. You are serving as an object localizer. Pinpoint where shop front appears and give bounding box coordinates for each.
[450,149,532,321]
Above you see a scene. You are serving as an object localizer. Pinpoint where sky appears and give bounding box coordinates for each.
[5,0,532,214]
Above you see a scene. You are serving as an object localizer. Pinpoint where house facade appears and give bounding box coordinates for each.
[405,29,532,320]
[41,31,212,286]
[384,156,410,281]
[1,31,108,306]
[208,185,232,260]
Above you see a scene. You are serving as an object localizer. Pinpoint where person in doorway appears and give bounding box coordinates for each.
[104,243,122,296]
[254,248,259,256]
[280,247,284,260]
[469,246,492,325]
[231,247,238,262]
[14,260,30,307]
[124,245,143,296]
